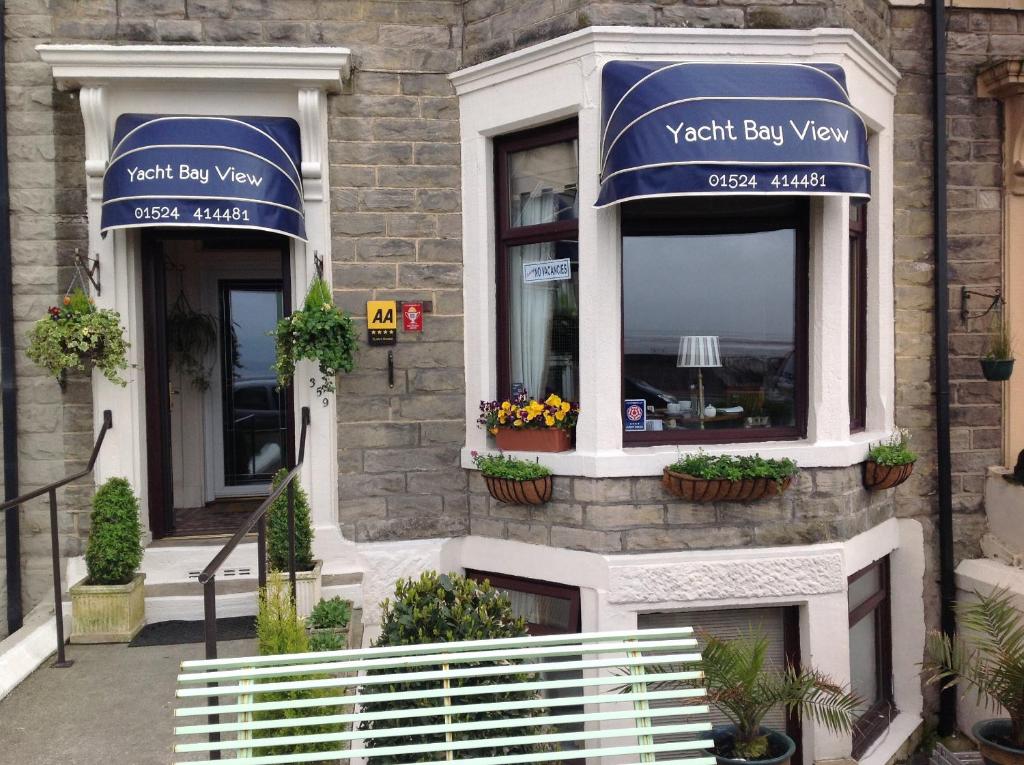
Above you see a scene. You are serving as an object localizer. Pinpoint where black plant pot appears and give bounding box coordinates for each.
[981,359,1015,382]
[974,719,1024,765]
[708,725,796,765]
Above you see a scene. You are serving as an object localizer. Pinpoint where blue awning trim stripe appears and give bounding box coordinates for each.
[597,61,871,207]
[101,114,306,241]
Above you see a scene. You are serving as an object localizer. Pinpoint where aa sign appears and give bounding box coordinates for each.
[366,300,397,346]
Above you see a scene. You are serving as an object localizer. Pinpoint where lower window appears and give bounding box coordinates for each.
[848,557,895,758]
[621,197,808,444]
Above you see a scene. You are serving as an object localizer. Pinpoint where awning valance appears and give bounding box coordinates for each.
[597,61,870,207]
[101,114,306,240]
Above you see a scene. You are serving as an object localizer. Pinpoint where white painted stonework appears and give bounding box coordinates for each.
[35,45,352,566]
[451,27,900,476]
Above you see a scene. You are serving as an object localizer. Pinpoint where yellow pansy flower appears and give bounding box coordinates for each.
[513,418,524,427]
[555,411,566,421]
[489,427,498,434]
[559,401,571,413]
[545,394,562,407]
[544,414,555,426]
[501,401,512,411]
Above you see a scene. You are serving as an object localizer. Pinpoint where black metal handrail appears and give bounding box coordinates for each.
[0,409,113,668]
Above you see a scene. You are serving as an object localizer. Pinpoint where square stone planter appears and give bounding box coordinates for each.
[69,572,146,644]
[292,559,322,619]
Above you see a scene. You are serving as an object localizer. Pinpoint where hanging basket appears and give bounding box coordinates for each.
[662,469,792,503]
[863,460,915,491]
[981,359,1015,382]
[483,475,553,505]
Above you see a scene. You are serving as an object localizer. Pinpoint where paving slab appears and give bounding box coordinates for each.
[0,639,257,765]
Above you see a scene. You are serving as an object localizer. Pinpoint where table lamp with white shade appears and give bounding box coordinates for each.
[677,335,722,429]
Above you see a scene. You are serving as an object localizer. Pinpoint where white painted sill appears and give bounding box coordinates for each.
[857,711,923,765]
[461,429,894,477]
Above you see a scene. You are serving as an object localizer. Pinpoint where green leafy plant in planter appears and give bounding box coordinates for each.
[473,451,554,505]
[359,571,548,765]
[307,596,352,651]
[636,630,860,765]
[982,315,1015,382]
[165,291,216,389]
[925,588,1024,765]
[273,277,357,401]
[267,468,314,573]
[27,288,129,387]
[70,477,145,643]
[663,451,798,502]
[864,428,918,490]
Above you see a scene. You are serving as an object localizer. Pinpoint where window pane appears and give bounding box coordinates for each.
[623,218,797,437]
[508,140,579,227]
[506,240,578,401]
[849,610,879,714]
[849,565,881,610]
[849,203,867,429]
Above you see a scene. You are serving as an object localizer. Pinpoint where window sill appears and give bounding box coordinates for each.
[855,711,922,765]
[462,429,895,477]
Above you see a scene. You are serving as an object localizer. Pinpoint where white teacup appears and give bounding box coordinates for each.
[667,402,682,414]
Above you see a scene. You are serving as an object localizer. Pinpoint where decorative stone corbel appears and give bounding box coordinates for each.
[298,87,324,202]
[79,85,108,201]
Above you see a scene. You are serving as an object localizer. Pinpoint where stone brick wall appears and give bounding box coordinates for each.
[469,466,896,554]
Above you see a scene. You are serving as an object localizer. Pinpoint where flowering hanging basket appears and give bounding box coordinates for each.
[662,469,792,503]
[484,475,553,505]
[863,460,915,491]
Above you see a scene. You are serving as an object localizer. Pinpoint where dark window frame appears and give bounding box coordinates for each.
[493,120,580,399]
[619,199,810,446]
[466,569,582,636]
[848,556,895,758]
[849,203,868,432]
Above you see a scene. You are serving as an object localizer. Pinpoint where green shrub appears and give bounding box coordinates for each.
[267,468,314,572]
[359,571,545,764]
[309,630,347,652]
[472,452,551,480]
[85,478,142,585]
[253,573,348,757]
[667,451,798,485]
[308,597,351,630]
[868,428,917,466]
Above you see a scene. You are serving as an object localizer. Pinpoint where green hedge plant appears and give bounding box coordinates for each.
[267,468,314,572]
[308,596,351,630]
[359,571,547,764]
[85,477,143,585]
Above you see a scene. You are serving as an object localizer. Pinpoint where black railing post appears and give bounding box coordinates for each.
[203,576,221,758]
[48,487,71,668]
[287,481,296,606]
[257,514,267,592]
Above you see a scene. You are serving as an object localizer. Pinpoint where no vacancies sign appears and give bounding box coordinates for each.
[523,258,572,284]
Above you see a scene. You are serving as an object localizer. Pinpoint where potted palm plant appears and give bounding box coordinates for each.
[981,316,1015,382]
[472,451,553,505]
[925,588,1024,765]
[864,428,917,490]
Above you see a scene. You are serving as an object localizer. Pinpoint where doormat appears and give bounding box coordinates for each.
[129,616,257,647]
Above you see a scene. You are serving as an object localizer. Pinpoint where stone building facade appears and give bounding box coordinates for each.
[2,0,1023,758]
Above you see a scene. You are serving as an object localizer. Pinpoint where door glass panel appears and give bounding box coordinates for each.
[221,283,285,487]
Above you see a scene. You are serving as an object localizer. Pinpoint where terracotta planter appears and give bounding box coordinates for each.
[974,719,1024,765]
[484,474,553,505]
[70,572,146,643]
[494,428,571,453]
[863,460,915,491]
[662,469,792,503]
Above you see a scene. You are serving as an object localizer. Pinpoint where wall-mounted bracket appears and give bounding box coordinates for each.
[313,251,324,281]
[961,286,1003,326]
[73,248,101,296]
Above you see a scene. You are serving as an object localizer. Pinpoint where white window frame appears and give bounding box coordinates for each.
[452,27,900,476]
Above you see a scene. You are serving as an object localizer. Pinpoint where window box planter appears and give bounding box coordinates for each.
[484,474,553,505]
[292,558,323,619]
[981,359,1015,382]
[494,428,571,453]
[863,460,915,491]
[662,469,792,503]
[69,572,146,644]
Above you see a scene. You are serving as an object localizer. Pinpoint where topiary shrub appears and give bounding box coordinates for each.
[267,468,314,572]
[359,571,546,763]
[85,477,143,585]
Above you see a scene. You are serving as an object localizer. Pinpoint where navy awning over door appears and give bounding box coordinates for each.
[597,61,871,207]
[101,114,306,241]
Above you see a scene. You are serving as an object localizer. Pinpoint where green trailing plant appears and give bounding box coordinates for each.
[255,573,347,756]
[267,468,314,573]
[868,428,917,466]
[924,588,1024,749]
[633,629,861,760]
[359,571,547,764]
[308,597,351,630]
[667,451,798,486]
[985,315,1014,361]
[273,277,357,401]
[165,291,216,389]
[85,477,143,585]
[472,452,551,480]
[27,288,129,387]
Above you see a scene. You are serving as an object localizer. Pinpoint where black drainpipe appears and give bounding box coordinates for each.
[932,0,957,738]
[0,8,23,635]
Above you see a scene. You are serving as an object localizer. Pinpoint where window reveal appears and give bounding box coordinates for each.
[495,122,580,402]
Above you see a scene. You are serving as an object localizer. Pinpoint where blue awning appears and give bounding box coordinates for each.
[101,114,306,240]
[597,62,870,207]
